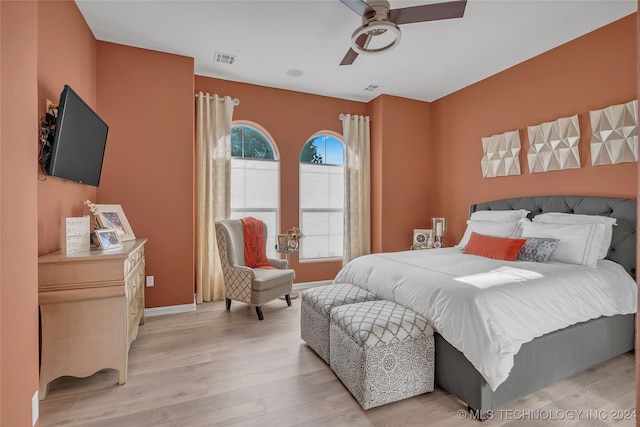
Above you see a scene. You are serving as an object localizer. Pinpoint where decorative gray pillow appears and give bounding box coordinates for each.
[517,237,560,263]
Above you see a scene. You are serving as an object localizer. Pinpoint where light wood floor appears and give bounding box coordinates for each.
[40,297,636,427]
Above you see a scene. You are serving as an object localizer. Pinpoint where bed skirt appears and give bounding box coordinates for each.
[434,313,635,418]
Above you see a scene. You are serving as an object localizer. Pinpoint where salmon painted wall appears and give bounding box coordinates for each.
[1,2,40,425]
[635,0,640,414]
[195,76,368,283]
[431,14,638,247]
[37,0,98,256]
[97,42,195,308]
[369,96,383,254]
[369,95,432,253]
[1,1,4,412]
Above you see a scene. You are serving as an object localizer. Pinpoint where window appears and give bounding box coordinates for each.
[299,133,344,260]
[230,123,279,258]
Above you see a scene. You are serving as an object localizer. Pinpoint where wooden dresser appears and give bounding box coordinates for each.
[38,238,147,399]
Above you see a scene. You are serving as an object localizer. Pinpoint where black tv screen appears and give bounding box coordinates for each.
[46,85,109,187]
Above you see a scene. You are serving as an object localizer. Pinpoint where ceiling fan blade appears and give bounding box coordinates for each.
[339,0,374,17]
[340,48,359,66]
[339,33,370,66]
[390,0,467,25]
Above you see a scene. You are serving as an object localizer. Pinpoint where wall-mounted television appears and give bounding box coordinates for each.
[45,85,109,187]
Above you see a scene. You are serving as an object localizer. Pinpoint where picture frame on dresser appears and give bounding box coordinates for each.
[94,204,136,241]
[95,228,123,250]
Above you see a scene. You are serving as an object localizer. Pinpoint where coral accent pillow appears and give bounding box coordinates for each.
[455,220,521,250]
[463,232,527,261]
[241,217,274,269]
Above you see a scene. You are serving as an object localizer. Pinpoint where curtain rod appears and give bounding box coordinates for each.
[194,93,240,106]
[339,114,370,120]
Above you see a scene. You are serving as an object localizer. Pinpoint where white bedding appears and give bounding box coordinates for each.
[333,248,637,391]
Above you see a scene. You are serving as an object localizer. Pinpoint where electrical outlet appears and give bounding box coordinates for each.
[146,276,154,287]
[32,391,39,426]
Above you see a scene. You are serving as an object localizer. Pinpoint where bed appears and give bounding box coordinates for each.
[333,195,637,417]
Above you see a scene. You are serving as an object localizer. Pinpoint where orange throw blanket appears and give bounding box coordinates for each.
[241,217,274,269]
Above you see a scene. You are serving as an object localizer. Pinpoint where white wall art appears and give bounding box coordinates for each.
[590,100,638,165]
[527,114,580,173]
[481,130,521,178]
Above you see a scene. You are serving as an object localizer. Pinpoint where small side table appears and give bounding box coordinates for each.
[277,248,299,299]
[410,244,433,250]
[277,248,298,262]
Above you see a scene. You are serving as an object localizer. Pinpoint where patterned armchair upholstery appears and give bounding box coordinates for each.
[215,219,294,320]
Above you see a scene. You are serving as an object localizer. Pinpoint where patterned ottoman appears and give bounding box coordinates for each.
[301,283,377,363]
[329,300,435,410]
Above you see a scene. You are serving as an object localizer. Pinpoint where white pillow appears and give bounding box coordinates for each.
[532,213,616,259]
[521,222,605,267]
[456,220,521,249]
[470,209,530,222]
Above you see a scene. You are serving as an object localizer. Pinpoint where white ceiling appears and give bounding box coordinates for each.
[76,0,637,103]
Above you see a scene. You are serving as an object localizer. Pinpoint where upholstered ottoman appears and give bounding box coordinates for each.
[329,300,435,410]
[301,283,377,363]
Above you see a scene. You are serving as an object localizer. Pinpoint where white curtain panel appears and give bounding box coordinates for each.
[196,93,235,303]
[341,114,371,265]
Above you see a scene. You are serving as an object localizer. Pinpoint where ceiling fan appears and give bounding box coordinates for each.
[339,0,467,66]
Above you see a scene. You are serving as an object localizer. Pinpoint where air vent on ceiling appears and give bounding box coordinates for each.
[364,84,382,92]
[214,52,236,65]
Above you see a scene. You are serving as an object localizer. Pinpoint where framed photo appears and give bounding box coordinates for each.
[94,228,123,250]
[94,204,136,242]
[277,234,288,251]
[90,231,100,248]
[413,228,433,249]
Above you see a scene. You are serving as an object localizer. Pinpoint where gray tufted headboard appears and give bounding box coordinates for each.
[470,195,637,278]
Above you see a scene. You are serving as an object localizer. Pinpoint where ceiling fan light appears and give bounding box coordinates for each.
[350,21,401,55]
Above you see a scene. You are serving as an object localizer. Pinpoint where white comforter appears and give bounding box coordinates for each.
[333,248,637,391]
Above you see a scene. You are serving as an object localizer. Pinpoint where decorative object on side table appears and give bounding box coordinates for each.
[286,226,303,251]
[94,228,123,250]
[62,216,91,255]
[277,226,303,300]
[83,198,101,229]
[412,228,434,250]
[84,198,136,242]
[277,227,303,261]
[432,218,446,248]
[277,234,288,251]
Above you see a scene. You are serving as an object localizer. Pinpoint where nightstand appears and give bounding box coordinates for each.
[410,244,433,250]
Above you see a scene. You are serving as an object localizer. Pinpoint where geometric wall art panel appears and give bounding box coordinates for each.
[481,130,521,178]
[527,114,580,173]
[590,99,637,166]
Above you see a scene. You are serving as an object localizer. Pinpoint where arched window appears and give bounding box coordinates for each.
[299,133,345,260]
[230,122,279,258]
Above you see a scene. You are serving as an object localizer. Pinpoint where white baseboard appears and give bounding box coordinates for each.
[144,284,330,317]
[294,280,332,290]
[144,302,196,317]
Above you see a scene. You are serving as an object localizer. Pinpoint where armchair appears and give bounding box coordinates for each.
[215,219,294,320]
